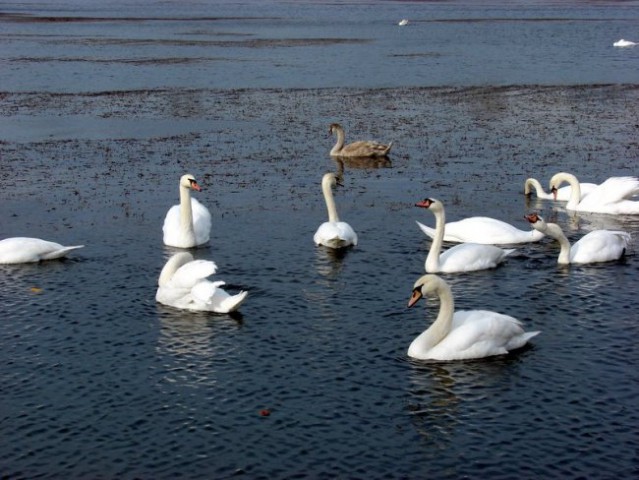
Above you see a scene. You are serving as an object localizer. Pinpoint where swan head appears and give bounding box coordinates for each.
[322,172,343,189]
[329,123,343,135]
[414,198,443,212]
[549,172,577,199]
[408,274,444,308]
[180,173,202,191]
[524,212,548,232]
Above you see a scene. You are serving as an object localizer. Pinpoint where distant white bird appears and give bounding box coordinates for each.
[613,39,636,47]
[398,19,409,26]
[156,252,247,314]
[0,237,84,264]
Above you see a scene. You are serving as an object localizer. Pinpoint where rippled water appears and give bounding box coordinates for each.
[1,1,639,479]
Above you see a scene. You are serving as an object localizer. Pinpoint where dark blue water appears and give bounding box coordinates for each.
[1,1,639,479]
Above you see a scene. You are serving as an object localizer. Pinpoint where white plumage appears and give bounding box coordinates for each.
[550,172,639,215]
[0,237,84,264]
[416,198,514,273]
[314,172,358,249]
[407,274,540,361]
[156,252,247,314]
[163,174,212,248]
[525,213,631,264]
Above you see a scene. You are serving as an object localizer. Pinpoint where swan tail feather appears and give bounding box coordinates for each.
[41,245,85,260]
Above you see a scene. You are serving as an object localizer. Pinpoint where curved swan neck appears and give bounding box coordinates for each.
[179,183,195,235]
[322,175,340,222]
[425,203,445,272]
[331,126,345,155]
[552,173,581,208]
[524,178,544,196]
[545,223,572,264]
[415,280,455,352]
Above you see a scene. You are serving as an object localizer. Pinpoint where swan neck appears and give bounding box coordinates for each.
[322,179,340,223]
[179,184,195,234]
[547,223,572,264]
[425,206,445,272]
[415,282,455,353]
[558,174,581,208]
[331,128,345,155]
[525,178,544,196]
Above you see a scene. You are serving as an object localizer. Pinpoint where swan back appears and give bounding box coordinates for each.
[0,237,84,264]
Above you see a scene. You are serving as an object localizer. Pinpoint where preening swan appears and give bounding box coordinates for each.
[415,199,544,245]
[406,274,540,361]
[524,177,597,201]
[416,198,515,273]
[156,252,247,313]
[0,237,84,264]
[314,172,358,249]
[549,172,639,215]
[163,174,212,248]
[525,213,631,264]
[329,123,392,158]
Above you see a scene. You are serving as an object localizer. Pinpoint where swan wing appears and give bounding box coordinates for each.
[0,237,84,264]
[168,259,217,289]
[577,177,639,209]
[438,243,514,273]
[339,140,392,157]
[191,280,248,313]
[420,217,544,244]
[570,230,631,263]
[428,311,539,360]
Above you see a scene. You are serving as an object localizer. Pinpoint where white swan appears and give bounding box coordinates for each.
[398,19,409,26]
[524,177,597,201]
[156,252,247,313]
[314,172,358,249]
[525,213,631,264]
[0,237,84,264]
[614,39,636,47]
[406,274,540,361]
[329,123,392,158]
[550,172,639,215]
[417,198,515,273]
[163,174,212,248]
[415,199,544,245]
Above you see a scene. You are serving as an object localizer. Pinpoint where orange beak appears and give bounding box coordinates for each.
[408,289,422,308]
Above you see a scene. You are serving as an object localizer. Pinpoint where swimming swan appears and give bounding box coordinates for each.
[525,213,631,264]
[524,177,597,201]
[329,123,392,158]
[406,274,540,361]
[156,252,247,313]
[415,199,544,245]
[314,172,358,248]
[0,237,84,264]
[549,172,639,215]
[163,174,212,248]
[416,198,515,273]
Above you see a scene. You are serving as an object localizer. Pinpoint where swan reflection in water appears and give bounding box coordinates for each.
[333,156,392,177]
[155,306,243,386]
[406,353,532,445]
